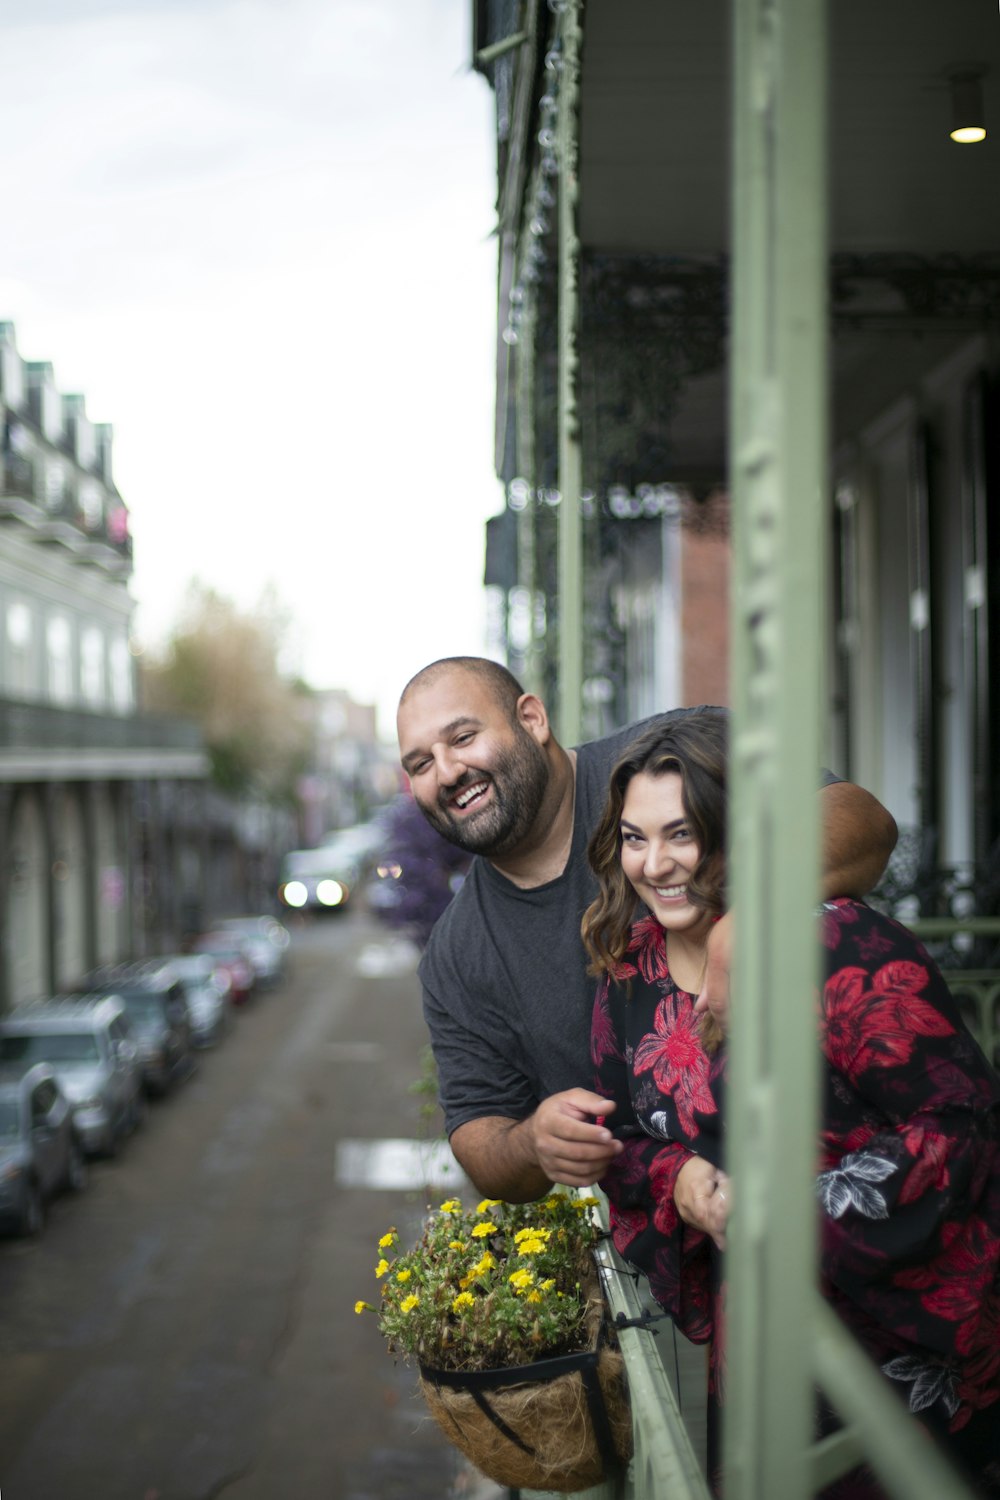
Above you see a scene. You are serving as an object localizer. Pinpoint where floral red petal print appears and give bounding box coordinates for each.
[590,980,620,1067]
[633,995,717,1136]
[820,966,869,1073]
[921,1219,1000,1332]
[628,915,670,984]
[871,960,955,1039]
[611,1205,649,1251]
[897,1124,951,1205]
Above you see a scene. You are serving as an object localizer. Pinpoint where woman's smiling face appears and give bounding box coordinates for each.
[619,770,709,935]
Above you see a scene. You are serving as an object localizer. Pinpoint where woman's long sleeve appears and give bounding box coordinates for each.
[816,902,1000,1392]
[592,977,714,1343]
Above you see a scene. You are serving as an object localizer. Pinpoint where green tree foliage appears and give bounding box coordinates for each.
[141,582,312,802]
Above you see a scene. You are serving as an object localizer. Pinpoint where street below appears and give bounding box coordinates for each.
[0,913,493,1500]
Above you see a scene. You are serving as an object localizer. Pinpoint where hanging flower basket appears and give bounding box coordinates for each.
[358,1194,632,1492]
[419,1264,631,1492]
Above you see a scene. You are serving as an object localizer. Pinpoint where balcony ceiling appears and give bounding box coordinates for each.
[579,0,1000,257]
[574,0,999,479]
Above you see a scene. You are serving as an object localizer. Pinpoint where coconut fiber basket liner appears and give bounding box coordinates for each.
[418,1289,632,1492]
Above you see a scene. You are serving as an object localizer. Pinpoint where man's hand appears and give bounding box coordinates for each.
[528,1090,622,1187]
[449,1094,621,1202]
[674,1157,731,1250]
[694,910,732,1031]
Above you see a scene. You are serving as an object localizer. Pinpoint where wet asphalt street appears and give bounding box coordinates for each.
[0,914,497,1500]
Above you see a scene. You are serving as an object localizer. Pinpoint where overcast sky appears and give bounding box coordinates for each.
[0,0,502,738]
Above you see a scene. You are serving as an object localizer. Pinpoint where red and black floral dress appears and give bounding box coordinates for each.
[592,898,1000,1497]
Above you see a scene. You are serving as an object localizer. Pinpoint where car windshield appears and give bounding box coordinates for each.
[0,1099,20,1137]
[118,994,165,1026]
[196,943,241,962]
[0,1032,100,1065]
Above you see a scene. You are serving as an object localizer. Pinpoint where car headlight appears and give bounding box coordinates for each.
[317,879,346,907]
[280,880,308,908]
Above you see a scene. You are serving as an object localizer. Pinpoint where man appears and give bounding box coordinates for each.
[396,656,897,1202]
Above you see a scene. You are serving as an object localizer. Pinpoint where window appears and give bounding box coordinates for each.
[44,462,66,510]
[80,625,106,706]
[79,481,103,531]
[31,1079,59,1120]
[47,614,73,703]
[109,635,134,712]
[6,599,35,697]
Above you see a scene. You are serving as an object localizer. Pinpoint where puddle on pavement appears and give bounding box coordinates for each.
[335,1137,463,1191]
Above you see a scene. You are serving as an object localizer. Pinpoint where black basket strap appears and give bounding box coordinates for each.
[467,1387,537,1458]
[421,1322,621,1476]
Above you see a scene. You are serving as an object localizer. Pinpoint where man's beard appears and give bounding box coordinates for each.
[423,730,551,857]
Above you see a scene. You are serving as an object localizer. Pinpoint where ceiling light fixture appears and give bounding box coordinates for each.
[949,70,987,143]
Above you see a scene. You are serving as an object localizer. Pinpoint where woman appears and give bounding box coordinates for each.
[583,711,1000,1497]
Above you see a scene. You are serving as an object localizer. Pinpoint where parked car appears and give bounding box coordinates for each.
[0,998,143,1156]
[215,916,290,985]
[0,1062,87,1235]
[189,934,255,1005]
[79,962,194,1096]
[153,953,231,1047]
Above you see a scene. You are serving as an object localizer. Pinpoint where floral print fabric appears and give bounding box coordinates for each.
[593,899,1000,1493]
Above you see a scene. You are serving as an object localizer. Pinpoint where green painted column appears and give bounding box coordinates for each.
[556,0,583,744]
[724,1,827,1496]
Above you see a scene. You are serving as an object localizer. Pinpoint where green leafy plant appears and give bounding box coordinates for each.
[357,1193,602,1372]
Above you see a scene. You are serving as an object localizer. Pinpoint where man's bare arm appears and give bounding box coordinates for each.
[450,1091,621,1202]
[820,781,897,899]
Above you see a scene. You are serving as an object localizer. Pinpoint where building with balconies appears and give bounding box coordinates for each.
[0,321,211,1009]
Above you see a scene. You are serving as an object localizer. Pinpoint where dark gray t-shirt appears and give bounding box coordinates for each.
[419,709,838,1137]
[419,712,687,1137]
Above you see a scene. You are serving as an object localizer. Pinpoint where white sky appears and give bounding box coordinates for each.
[0,0,503,739]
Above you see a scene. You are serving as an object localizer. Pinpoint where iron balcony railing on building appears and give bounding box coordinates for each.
[0,698,203,754]
[1,468,132,561]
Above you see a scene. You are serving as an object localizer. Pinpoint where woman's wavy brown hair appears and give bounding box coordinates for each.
[582,709,729,978]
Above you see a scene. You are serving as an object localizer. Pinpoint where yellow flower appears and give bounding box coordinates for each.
[574,1196,600,1210]
[476,1198,501,1214]
[448,1240,466,1252]
[508,1268,534,1290]
[471,1252,496,1276]
[354,1300,374,1314]
[517,1237,546,1256]
[400,1294,420,1314]
[452,1291,475,1310]
[470,1222,493,1239]
[540,1278,556,1292]
[526,1290,543,1304]
[378,1229,397,1249]
[375,1258,390,1278]
[395,1269,412,1283]
[438,1198,462,1214]
[513,1228,534,1243]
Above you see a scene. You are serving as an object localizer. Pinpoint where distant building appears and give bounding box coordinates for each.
[298,688,397,845]
[0,321,210,1008]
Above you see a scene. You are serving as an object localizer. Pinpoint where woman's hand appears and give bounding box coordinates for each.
[674,1156,731,1250]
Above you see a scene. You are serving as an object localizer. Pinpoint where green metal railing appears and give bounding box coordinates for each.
[517,0,990,1496]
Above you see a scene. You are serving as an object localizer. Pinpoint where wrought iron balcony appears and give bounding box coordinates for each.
[0,697,202,754]
[0,474,132,568]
